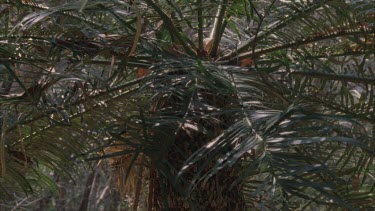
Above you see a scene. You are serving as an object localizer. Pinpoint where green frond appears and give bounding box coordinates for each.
[1,0,374,209]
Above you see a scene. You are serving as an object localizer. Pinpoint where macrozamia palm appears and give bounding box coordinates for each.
[0,0,374,210]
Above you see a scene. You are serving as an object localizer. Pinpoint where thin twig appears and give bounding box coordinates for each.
[11,197,31,211]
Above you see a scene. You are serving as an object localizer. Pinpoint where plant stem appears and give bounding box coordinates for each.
[210,0,228,57]
[197,0,204,52]
[228,26,375,62]
[132,156,145,211]
[144,0,196,56]
[219,0,328,61]
[0,111,8,176]
[291,71,375,85]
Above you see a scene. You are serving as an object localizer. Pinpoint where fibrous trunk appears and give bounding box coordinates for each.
[150,121,245,210]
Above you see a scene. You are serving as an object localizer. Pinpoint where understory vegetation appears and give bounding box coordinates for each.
[0,0,374,210]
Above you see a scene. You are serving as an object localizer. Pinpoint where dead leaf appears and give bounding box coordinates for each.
[239,58,254,67]
[137,68,150,78]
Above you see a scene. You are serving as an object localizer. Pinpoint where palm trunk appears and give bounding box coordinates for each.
[79,171,96,211]
[146,62,246,210]
[153,173,245,210]
[151,131,245,210]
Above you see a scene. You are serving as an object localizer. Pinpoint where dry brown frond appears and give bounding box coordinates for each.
[103,142,148,210]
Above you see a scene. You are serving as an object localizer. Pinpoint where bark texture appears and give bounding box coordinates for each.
[151,125,245,210]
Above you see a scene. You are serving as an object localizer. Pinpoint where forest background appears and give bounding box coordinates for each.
[0,0,374,210]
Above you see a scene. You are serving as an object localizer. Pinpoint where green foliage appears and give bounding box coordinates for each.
[0,0,374,210]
